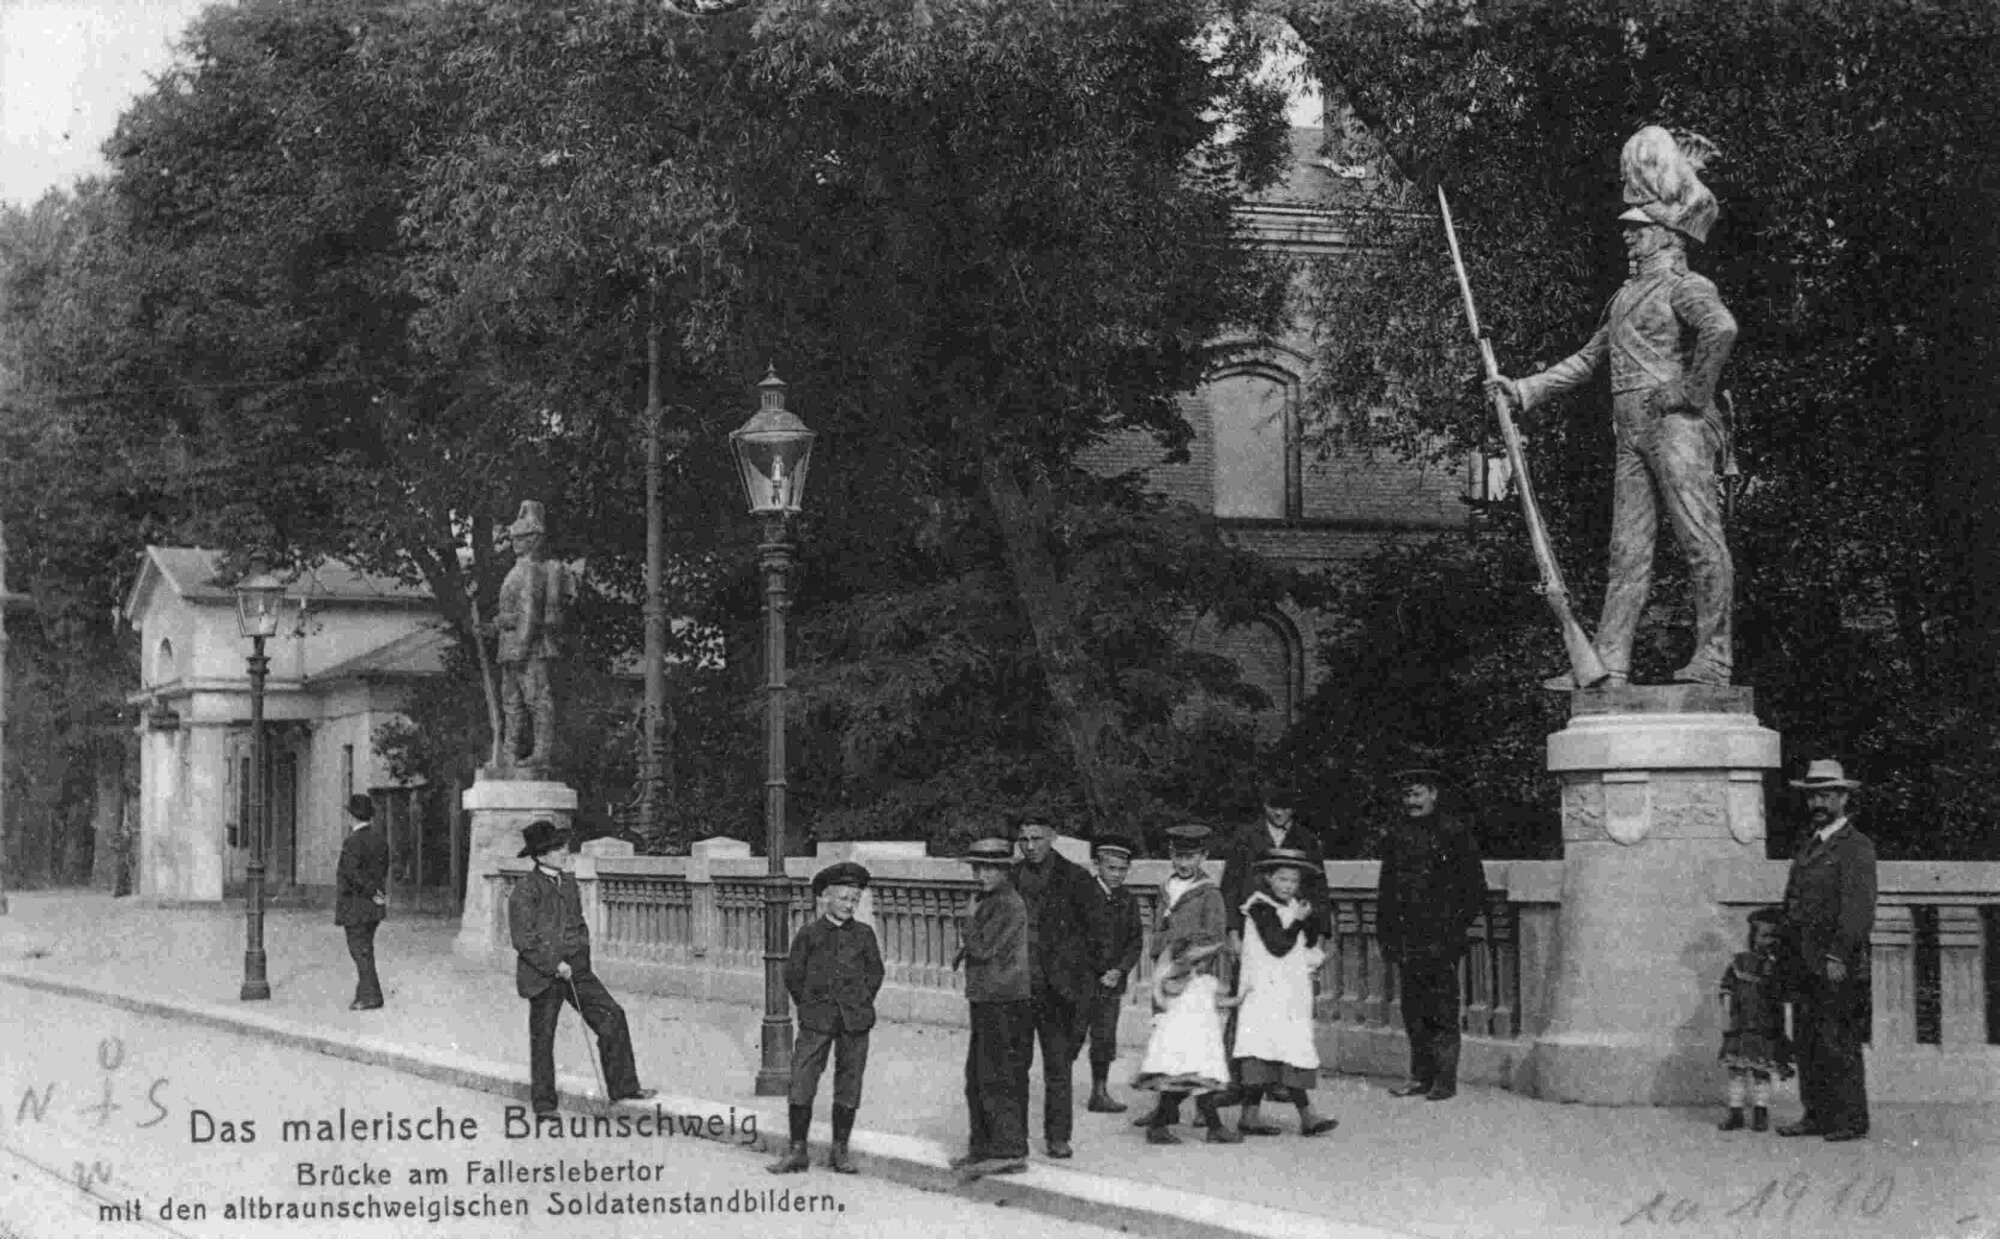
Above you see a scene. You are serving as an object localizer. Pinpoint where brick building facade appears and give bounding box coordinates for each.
[1076,128,1472,735]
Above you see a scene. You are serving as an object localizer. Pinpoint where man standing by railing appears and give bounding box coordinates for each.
[1011,817,1107,1160]
[1777,760,1877,1142]
[1377,768,1486,1102]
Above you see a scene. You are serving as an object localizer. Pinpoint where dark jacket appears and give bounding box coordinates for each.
[1376,813,1486,961]
[333,823,388,927]
[784,915,885,1034]
[1092,879,1144,996]
[964,883,1031,1004]
[509,867,591,999]
[1219,816,1329,935]
[1013,851,1108,1003]
[1781,820,1877,980]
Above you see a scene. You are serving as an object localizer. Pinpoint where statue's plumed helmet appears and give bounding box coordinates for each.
[1620,126,1719,244]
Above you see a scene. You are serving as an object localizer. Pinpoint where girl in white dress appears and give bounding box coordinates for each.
[1133,823,1242,1145]
[1232,849,1338,1136]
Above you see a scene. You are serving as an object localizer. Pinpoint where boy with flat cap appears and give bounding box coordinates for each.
[509,819,657,1116]
[953,838,1033,1179]
[1086,835,1144,1113]
[770,861,885,1175]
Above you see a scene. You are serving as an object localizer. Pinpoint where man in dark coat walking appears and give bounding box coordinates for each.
[1377,768,1487,1101]
[1777,759,1877,1142]
[509,819,656,1116]
[1083,835,1143,1113]
[333,794,389,1010]
[1011,818,1108,1159]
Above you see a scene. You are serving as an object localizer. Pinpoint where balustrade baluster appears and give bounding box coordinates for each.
[1937,904,1986,1049]
[1870,903,1916,1049]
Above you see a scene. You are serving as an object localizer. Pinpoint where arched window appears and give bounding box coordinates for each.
[154,638,176,686]
[1187,611,1303,739]
[1208,366,1300,520]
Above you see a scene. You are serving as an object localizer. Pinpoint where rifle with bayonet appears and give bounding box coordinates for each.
[1436,185,1609,690]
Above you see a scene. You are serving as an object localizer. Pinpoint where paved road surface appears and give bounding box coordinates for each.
[0,987,1130,1239]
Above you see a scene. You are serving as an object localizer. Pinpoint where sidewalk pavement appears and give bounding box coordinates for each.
[3,891,1997,1239]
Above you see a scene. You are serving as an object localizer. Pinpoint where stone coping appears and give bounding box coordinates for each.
[1568,684,1756,715]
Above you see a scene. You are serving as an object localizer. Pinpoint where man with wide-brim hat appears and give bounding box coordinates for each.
[1377,765,1486,1100]
[770,861,883,1175]
[1776,760,1877,1141]
[952,838,1033,1179]
[1490,126,1738,691]
[507,819,656,1116]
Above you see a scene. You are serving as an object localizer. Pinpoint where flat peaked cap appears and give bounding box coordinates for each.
[1091,835,1135,861]
[1790,759,1860,790]
[963,838,1015,865]
[1165,824,1213,848]
[1260,786,1301,809]
[346,794,375,821]
[1255,847,1315,872]
[1747,906,1786,926]
[812,862,871,894]
[1390,767,1444,787]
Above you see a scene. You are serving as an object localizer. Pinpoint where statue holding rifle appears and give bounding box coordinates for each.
[1475,126,1739,690]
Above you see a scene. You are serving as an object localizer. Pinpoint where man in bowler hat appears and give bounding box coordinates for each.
[1377,767,1486,1101]
[509,819,656,1115]
[1777,760,1877,1142]
[333,794,388,1010]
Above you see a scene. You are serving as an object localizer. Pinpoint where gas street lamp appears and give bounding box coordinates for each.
[235,557,285,1001]
[728,367,815,1096]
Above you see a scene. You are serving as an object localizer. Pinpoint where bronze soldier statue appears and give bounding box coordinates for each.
[492,501,572,774]
[1491,127,1738,689]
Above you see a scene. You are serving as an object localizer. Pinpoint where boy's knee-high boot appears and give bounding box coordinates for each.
[1087,1063,1126,1113]
[768,1105,811,1174]
[828,1105,858,1173]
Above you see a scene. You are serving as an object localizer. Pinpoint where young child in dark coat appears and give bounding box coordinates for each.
[953,837,1034,1180]
[1717,907,1796,1132]
[770,861,884,1175]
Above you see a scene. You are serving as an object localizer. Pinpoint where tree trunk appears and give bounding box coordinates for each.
[977,452,1125,831]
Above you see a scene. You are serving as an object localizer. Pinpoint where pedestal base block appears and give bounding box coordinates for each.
[453,778,579,959]
[1532,686,1780,1105]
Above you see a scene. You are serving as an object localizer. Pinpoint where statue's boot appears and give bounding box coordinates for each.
[1671,661,1730,687]
[1542,669,1625,692]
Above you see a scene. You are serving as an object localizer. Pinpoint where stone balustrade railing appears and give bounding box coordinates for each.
[469,850,1997,1100]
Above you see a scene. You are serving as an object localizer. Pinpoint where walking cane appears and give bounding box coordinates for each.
[565,976,611,1101]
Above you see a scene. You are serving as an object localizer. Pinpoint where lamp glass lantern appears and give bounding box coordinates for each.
[728,369,815,516]
[234,564,286,640]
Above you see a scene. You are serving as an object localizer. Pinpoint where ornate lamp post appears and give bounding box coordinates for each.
[728,367,815,1096]
[234,558,285,1002]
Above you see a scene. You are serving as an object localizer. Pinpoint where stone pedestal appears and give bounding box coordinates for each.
[453,777,579,958]
[1532,685,1779,1104]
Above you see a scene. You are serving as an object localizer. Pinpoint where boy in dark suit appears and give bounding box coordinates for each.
[1085,835,1143,1113]
[333,794,389,1010]
[508,819,657,1116]
[769,862,884,1175]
